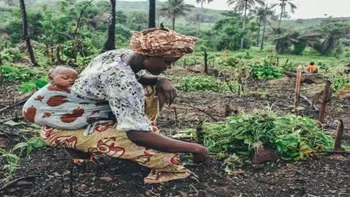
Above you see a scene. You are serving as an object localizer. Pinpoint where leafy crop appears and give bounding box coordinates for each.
[220,57,283,80]
[332,76,350,91]
[0,63,41,81]
[189,109,335,172]
[1,135,46,175]
[250,60,283,80]
[18,77,49,93]
[177,76,238,93]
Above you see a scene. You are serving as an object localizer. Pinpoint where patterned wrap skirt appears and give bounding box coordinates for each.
[26,86,191,184]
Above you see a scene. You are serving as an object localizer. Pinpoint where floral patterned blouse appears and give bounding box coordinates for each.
[71,49,151,132]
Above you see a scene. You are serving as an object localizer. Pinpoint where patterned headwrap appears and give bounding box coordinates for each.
[129,25,198,58]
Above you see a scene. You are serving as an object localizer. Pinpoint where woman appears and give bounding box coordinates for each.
[23,26,209,184]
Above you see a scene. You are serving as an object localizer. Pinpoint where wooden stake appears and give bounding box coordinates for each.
[293,65,302,112]
[334,119,344,151]
[318,80,331,124]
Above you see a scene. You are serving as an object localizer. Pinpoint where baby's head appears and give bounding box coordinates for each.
[49,65,78,87]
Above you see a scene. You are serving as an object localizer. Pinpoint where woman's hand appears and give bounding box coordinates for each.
[191,144,210,164]
[127,130,210,163]
[156,78,177,107]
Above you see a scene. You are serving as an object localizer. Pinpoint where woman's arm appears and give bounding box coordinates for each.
[137,73,159,85]
[127,130,209,163]
[139,75,177,106]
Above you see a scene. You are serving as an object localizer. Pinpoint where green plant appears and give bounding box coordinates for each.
[0,63,40,81]
[250,59,283,80]
[18,77,49,93]
[189,109,335,173]
[332,76,350,91]
[0,135,46,175]
[220,57,241,67]
[1,48,22,63]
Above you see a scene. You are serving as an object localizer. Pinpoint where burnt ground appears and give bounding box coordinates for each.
[1,69,350,197]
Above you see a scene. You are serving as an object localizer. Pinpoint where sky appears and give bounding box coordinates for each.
[121,0,350,19]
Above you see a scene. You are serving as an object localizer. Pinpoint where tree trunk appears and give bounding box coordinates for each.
[197,1,204,32]
[149,0,156,28]
[172,14,176,30]
[278,2,284,28]
[19,0,37,66]
[260,5,267,51]
[103,0,116,52]
[204,51,208,74]
[240,0,248,50]
[256,19,261,47]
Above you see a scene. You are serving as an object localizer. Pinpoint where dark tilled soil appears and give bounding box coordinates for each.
[1,74,350,197]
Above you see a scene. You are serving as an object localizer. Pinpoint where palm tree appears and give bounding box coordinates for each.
[195,0,213,31]
[158,0,195,30]
[249,7,265,47]
[149,0,156,28]
[249,5,277,49]
[227,0,264,49]
[271,0,297,28]
[103,0,116,51]
[196,0,213,8]
[19,0,37,66]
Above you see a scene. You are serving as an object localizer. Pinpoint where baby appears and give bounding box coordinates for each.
[48,65,79,93]
[22,65,113,130]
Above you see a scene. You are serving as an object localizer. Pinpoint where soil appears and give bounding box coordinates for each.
[1,68,350,197]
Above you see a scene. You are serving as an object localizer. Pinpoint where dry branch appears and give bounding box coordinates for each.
[0,174,40,191]
[0,116,23,124]
[300,94,319,111]
[318,80,331,124]
[0,91,34,113]
[177,103,218,121]
[284,71,326,84]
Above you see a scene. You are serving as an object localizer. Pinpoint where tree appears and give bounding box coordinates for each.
[158,0,195,30]
[195,0,213,31]
[249,7,265,47]
[116,11,127,25]
[227,0,264,49]
[149,0,156,28]
[19,0,37,66]
[196,0,213,8]
[212,12,247,50]
[311,21,350,55]
[127,11,148,31]
[249,6,277,50]
[103,0,116,51]
[271,0,297,28]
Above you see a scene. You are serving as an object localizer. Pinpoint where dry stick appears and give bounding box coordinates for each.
[300,94,319,111]
[318,80,331,124]
[334,119,344,151]
[178,103,218,121]
[0,91,34,113]
[0,174,40,191]
[173,106,178,126]
[293,65,303,112]
[0,116,23,124]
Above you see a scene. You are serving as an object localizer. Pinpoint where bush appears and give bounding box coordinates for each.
[1,48,22,63]
[250,61,283,80]
[0,63,39,81]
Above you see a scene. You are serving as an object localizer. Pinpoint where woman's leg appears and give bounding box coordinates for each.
[40,122,190,184]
